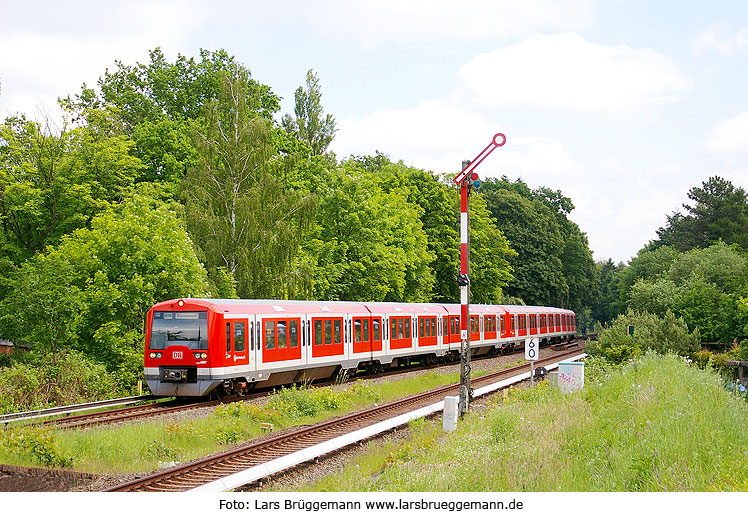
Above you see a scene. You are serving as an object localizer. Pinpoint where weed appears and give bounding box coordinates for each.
[1,427,72,468]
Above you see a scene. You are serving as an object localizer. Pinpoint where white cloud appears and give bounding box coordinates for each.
[333,100,497,164]
[456,32,692,115]
[695,25,748,54]
[704,113,748,154]
[297,0,595,46]
[0,1,206,119]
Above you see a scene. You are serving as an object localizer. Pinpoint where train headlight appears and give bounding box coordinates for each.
[201,353,208,359]
[149,352,156,359]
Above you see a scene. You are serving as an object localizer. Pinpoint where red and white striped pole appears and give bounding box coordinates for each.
[454,133,506,417]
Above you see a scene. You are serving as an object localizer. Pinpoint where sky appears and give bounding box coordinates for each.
[2,0,748,264]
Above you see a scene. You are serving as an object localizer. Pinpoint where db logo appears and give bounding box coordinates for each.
[172,351,183,360]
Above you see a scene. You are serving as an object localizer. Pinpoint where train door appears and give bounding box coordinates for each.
[517,314,528,337]
[353,315,377,358]
[529,314,538,335]
[500,312,512,339]
[469,314,481,343]
[483,315,497,342]
[371,316,383,352]
[389,315,412,350]
[224,318,250,372]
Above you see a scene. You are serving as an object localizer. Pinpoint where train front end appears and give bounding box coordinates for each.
[144,299,222,397]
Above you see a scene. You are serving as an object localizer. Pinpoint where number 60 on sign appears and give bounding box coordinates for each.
[525,337,538,361]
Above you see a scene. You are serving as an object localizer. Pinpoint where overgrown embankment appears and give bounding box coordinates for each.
[289,353,748,492]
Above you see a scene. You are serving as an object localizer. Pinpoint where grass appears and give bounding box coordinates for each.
[0,363,493,474]
[278,352,748,492]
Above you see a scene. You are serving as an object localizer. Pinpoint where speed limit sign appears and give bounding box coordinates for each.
[525,337,538,361]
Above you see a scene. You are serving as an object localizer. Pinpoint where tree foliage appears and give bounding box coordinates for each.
[182,67,316,299]
[0,190,209,386]
[478,176,595,310]
[622,242,748,343]
[656,176,748,251]
[300,160,436,302]
[282,69,337,156]
[587,309,699,364]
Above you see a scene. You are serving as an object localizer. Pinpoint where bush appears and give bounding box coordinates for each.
[0,427,71,468]
[587,308,699,363]
[0,350,120,413]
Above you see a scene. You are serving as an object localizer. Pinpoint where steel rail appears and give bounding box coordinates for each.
[0,395,161,425]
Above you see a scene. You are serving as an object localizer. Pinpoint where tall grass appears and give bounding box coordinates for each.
[286,352,748,492]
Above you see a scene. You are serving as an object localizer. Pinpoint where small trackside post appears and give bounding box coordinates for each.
[454,133,506,417]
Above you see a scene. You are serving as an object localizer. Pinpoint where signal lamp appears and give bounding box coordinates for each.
[473,179,481,188]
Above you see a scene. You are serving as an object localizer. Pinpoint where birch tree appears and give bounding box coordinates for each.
[183,67,316,298]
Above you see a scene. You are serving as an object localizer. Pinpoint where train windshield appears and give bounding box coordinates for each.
[149,311,208,350]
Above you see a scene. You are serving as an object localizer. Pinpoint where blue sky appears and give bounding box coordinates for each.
[2,1,748,263]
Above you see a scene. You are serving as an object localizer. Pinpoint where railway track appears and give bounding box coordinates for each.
[105,345,584,492]
[0,395,159,426]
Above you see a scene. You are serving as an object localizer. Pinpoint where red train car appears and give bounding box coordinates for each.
[144,298,577,397]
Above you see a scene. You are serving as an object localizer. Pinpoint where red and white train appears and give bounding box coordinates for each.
[144,298,577,397]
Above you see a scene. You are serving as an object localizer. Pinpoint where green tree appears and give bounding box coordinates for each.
[63,48,281,185]
[481,186,567,306]
[281,69,337,156]
[183,67,316,299]
[621,242,748,344]
[590,259,624,325]
[587,308,699,363]
[656,176,748,251]
[0,189,210,387]
[0,111,141,262]
[301,162,435,302]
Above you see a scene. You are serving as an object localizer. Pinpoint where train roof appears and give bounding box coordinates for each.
[152,299,574,316]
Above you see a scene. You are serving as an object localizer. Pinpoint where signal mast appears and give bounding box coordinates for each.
[453,133,506,416]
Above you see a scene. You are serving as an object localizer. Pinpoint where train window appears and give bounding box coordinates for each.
[363,319,370,341]
[355,319,362,342]
[226,323,231,352]
[419,318,424,338]
[150,311,208,350]
[277,320,287,349]
[324,319,333,345]
[257,322,261,348]
[373,319,381,341]
[430,318,436,336]
[289,321,298,348]
[250,322,254,350]
[265,321,275,350]
[314,320,323,346]
[235,322,246,352]
[404,318,411,339]
[391,319,396,340]
[334,319,341,343]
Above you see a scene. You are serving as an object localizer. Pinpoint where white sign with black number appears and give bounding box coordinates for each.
[525,336,538,361]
